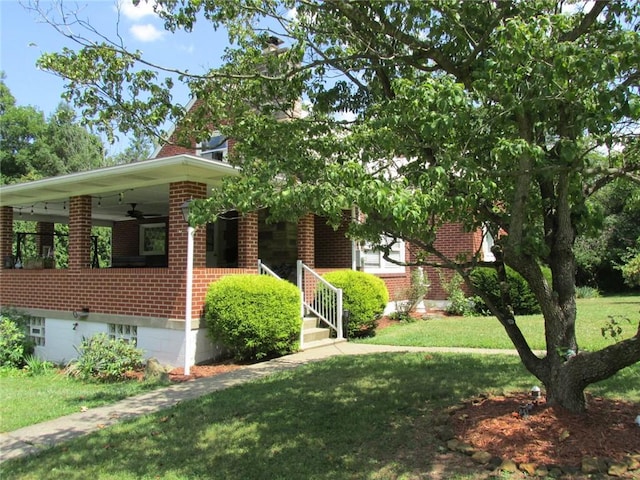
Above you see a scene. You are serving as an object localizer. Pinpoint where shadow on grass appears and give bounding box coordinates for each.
[3,352,634,480]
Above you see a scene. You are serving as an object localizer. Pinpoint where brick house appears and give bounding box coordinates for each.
[0,115,489,368]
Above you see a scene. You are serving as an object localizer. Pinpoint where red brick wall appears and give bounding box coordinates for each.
[238,212,258,268]
[314,214,352,268]
[0,267,254,320]
[297,214,315,267]
[0,206,13,268]
[36,222,54,256]
[418,223,482,300]
[68,196,92,270]
[112,221,139,256]
[168,182,208,270]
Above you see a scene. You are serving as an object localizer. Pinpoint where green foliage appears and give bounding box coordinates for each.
[0,316,32,369]
[439,272,473,316]
[575,286,601,299]
[601,316,632,343]
[23,354,54,376]
[204,274,301,361]
[66,333,143,382]
[1,78,106,185]
[621,252,640,288]
[392,268,429,322]
[321,270,389,337]
[575,179,640,291]
[470,267,543,316]
[34,1,640,408]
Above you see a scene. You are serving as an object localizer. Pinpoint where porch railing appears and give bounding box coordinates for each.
[296,260,344,345]
[257,259,344,348]
[257,259,281,279]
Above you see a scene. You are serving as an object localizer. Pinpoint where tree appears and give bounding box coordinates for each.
[0,76,106,184]
[33,1,640,413]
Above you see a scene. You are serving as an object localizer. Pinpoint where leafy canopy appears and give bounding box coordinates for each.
[31,0,640,412]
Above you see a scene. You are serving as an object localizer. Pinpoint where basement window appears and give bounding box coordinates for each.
[27,316,46,347]
[108,324,138,345]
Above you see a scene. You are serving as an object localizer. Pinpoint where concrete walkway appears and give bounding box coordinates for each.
[0,343,520,463]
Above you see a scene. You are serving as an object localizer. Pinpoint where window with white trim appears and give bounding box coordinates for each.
[27,317,46,347]
[198,132,228,161]
[108,324,138,345]
[362,237,406,274]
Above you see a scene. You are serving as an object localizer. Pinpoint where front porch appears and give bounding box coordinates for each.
[0,155,357,366]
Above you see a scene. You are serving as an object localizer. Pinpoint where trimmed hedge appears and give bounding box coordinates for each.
[204,274,301,361]
[321,270,389,338]
[470,266,550,316]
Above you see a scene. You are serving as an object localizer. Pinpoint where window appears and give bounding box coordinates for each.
[108,324,138,345]
[139,223,166,256]
[361,237,405,274]
[198,133,228,161]
[27,317,45,347]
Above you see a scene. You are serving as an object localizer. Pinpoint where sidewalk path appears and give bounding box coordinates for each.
[0,343,521,463]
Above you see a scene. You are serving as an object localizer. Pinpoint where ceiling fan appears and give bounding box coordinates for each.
[125,203,162,219]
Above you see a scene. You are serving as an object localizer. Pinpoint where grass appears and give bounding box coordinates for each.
[4,352,638,480]
[361,296,640,351]
[0,369,168,432]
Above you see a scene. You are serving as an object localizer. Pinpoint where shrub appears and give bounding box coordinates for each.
[439,272,473,316]
[204,274,301,361]
[0,316,33,368]
[393,268,429,322]
[470,267,543,316]
[321,270,389,337]
[23,354,54,376]
[576,286,601,299]
[66,333,143,382]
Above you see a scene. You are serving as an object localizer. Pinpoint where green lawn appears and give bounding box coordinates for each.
[361,295,640,351]
[0,370,168,432]
[3,352,638,480]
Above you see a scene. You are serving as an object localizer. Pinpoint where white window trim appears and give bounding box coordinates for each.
[197,131,228,161]
[361,237,406,274]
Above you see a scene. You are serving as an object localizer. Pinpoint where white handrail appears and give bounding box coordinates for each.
[258,259,344,349]
[297,260,344,342]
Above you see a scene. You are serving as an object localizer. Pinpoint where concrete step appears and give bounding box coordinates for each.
[302,316,319,330]
[301,337,347,351]
[302,327,331,343]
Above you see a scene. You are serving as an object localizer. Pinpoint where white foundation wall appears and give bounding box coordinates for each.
[40,317,219,368]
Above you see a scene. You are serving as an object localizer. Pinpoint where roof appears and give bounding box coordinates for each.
[0,154,238,225]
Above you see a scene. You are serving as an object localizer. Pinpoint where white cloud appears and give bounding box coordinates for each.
[130,23,165,42]
[118,0,158,21]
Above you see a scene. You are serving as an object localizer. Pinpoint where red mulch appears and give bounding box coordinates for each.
[451,393,640,468]
[166,362,243,382]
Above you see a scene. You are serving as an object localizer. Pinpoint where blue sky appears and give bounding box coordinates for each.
[1,0,231,151]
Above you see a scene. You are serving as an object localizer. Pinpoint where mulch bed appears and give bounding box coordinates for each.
[451,392,640,468]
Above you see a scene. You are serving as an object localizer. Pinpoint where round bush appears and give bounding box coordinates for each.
[0,316,32,368]
[204,274,301,361]
[321,270,389,338]
[470,267,545,316]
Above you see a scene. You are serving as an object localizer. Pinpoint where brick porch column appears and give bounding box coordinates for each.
[168,181,208,270]
[36,222,55,257]
[69,196,92,270]
[0,206,13,269]
[297,213,315,267]
[238,212,258,268]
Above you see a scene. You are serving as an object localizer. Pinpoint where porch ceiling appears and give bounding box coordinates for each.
[1,155,238,225]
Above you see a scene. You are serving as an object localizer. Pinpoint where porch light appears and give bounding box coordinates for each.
[180,200,192,224]
[530,385,541,402]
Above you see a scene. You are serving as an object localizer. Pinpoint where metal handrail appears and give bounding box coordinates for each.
[297,260,344,344]
[258,259,344,349]
[258,259,281,279]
